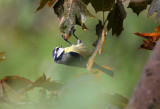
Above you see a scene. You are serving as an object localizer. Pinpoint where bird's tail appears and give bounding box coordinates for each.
[93,64,114,77]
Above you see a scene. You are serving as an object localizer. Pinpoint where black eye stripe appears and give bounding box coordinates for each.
[56,48,59,51]
[54,51,64,61]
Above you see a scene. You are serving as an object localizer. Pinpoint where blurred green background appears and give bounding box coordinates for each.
[0,0,158,109]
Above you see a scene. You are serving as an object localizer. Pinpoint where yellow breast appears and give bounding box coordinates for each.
[64,43,91,59]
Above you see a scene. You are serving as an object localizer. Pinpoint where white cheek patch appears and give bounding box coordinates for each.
[57,48,64,57]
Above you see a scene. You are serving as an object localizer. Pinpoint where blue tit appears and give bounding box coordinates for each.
[52,39,114,77]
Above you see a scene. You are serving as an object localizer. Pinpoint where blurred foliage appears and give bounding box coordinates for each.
[148,0,160,22]
[0,0,159,109]
[82,0,115,13]
[128,0,152,16]
[53,0,94,38]
[0,52,6,61]
[0,74,63,109]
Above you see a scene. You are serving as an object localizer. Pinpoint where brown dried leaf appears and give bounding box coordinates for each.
[0,52,5,56]
[28,74,63,91]
[36,0,56,12]
[133,25,160,50]
[0,77,31,103]
[48,0,56,7]
[0,52,6,61]
[1,76,32,92]
[140,40,156,50]
[0,56,6,61]
[1,82,27,103]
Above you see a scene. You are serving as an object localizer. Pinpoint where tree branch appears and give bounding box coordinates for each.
[125,39,160,109]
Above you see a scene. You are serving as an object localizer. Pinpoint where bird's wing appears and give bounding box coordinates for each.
[64,52,87,67]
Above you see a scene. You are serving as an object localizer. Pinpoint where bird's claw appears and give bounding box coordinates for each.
[77,39,82,44]
[59,45,62,48]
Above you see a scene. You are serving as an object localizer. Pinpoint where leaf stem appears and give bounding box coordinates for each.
[103,0,105,26]
[116,0,119,3]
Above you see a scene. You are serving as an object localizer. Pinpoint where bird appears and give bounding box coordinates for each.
[52,34,114,77]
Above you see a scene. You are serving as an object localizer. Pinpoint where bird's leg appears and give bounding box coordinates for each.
[70,28,82,44]
[62,34,72,45]
[71,29,78,40]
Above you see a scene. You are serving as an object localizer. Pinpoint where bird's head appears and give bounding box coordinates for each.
[52,45,65,62]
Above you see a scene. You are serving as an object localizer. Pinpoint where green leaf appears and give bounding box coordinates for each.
[82,0,115,13]
[53,0,94,38]
[107,1,126,37]
[148,0,160,22]
[128,0,152,16]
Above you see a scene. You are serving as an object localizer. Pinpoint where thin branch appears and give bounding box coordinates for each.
[104,16,108,26]
[103,0,105,26]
